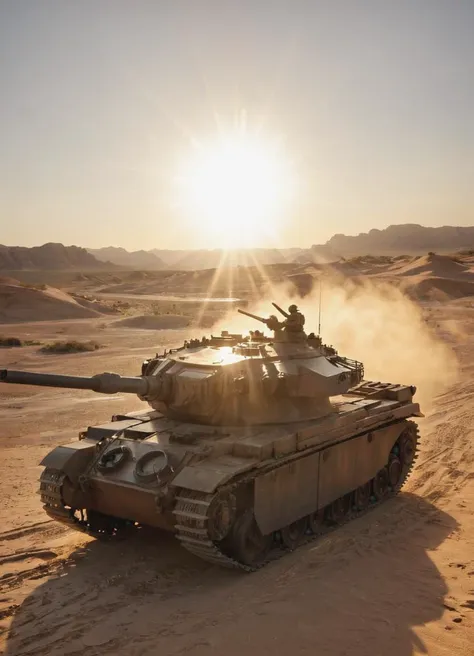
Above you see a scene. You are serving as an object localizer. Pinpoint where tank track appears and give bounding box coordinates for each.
[39,469,85,529]
[174,491,253,570]
[173,421,420,571]
[39,470,131,539]
[39,421,419,570]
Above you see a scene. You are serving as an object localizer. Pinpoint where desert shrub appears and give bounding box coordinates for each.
[0,337,42,347]
[111,301,131,314]
[150,302,185,316]
[0,336,23,347]
[40,340,101,354]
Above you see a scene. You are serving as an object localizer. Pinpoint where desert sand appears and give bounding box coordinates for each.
[1,255,474,656]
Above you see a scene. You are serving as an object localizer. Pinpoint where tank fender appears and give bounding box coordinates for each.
[39,440,97,485]
[317,422,405,509]
[255,452,320,535]
[171,458,256,494]
[254,420,410,535]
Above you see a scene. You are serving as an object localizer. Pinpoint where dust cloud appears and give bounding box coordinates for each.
[213,276,459,412]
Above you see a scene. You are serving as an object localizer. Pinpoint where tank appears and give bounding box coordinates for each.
[0,303,423,571]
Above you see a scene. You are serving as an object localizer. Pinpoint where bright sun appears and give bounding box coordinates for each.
[173,126,296,249]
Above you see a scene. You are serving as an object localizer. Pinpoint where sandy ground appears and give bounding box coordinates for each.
[0,303,474,656]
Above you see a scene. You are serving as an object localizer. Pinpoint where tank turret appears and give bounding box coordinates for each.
[1,305,364,425]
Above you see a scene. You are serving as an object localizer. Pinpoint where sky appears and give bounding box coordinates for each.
[1,0,473,251]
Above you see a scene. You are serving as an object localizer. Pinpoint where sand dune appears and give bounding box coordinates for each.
[4,251,474,326]
[362,253,474,301]
[386,253,473,279]
[400,276,474,301]
[0,281,107,323]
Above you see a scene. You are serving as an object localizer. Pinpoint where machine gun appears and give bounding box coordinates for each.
[237,309,268,324]
[239,304,290,322]
[237,308,282,333]
[272,302,289,318]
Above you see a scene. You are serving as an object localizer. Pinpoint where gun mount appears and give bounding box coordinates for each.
[237,307,301,338]
[1,303,422,571]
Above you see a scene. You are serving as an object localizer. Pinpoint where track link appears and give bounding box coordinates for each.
[174,492,254,571]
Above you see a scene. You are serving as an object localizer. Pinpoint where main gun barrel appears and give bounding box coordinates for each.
[0,369,151,396]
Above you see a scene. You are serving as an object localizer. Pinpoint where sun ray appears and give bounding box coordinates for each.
[227,262,234,310]
[196,250,228,327]
[243,259,261,300]
[248,251,280,300]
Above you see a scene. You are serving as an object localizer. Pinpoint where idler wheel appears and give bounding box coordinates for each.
[97,446,131,473]
[207,492,236,541]
[387,456,403,488]
[354,482,371,510]
[373,468,389,500]
[308,509,325,534]
[134,450,173,484]
[327,493,352,523]
[231,510,272,567]
[281,517,308,549]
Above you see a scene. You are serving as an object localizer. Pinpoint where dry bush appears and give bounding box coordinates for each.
[40,340,101,354]
[0,337,22,347]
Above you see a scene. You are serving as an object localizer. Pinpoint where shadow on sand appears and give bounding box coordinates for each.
[3,493,458,656]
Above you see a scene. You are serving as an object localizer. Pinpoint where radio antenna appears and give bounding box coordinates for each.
[318,277,322,335]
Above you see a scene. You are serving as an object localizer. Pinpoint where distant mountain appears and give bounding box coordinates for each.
[278,247,306,261]
[150,248,294,270]
[291,244,340,264]
[87,246,166,270]
[322,224,474,256]
[149,249,191,266]
[0,242,115,270]
[7,224,474,273]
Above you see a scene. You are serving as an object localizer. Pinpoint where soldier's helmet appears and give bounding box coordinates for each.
[288,304,298,313]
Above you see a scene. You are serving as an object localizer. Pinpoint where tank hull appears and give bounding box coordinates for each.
[38,380,422,570]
